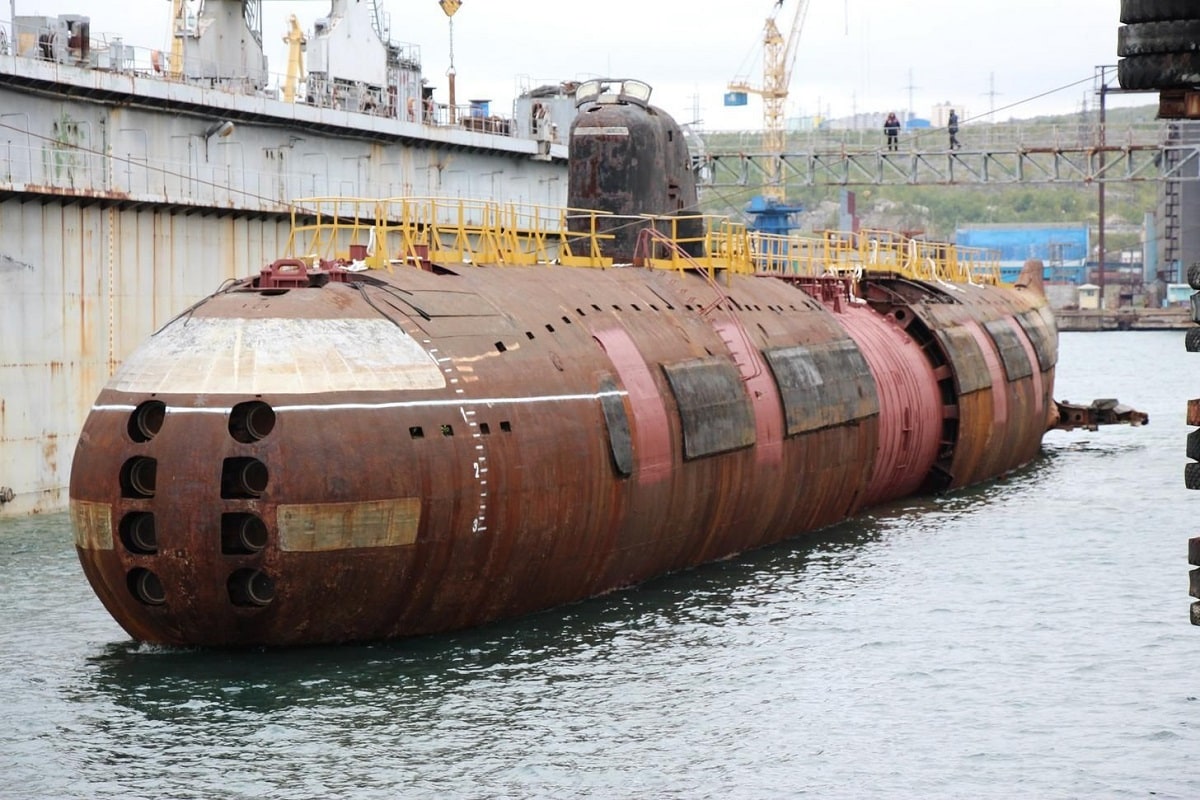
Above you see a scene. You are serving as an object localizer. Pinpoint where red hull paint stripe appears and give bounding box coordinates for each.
[592,327,673,485]
[1007,315,1045,417]
[964,320,1008,425]
[712,320,784,467]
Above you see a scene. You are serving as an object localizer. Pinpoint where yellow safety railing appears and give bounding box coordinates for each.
[284,197,1003,285]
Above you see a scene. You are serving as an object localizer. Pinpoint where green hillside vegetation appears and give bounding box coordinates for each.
[695,104,1163,252]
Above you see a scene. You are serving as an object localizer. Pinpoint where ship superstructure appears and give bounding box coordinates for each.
[0,1,576,513]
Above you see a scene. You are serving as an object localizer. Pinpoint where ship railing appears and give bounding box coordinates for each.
[637,215,749,276]
[901,239,1003,285]
[1,27,537,138]
[956,247,1003,285]
[390,199,617,268]
[285,197,380,266]
[286,196,621,269]
[624,216,829,279]
[745,231,826,278]
[282,196,1002,285]
[810,228,1005,285]
[859,229,907,273]
[558,211,627,267]
[817,231,866,278]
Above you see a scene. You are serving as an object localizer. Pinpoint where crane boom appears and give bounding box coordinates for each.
[282,13,306,103]
[727,0,811,201]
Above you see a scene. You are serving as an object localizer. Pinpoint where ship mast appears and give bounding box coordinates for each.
[440,0,460,124]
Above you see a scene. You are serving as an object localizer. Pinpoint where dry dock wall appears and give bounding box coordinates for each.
[0,201,293,514]
[0,68,569,515]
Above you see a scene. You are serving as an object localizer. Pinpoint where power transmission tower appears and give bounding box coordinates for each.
[983,72,1002,119]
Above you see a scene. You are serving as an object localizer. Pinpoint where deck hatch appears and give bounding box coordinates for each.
[762,339,879,436]
[983,318,1034,381]
[661,357,755,459]
[1014,308,1057,372]
[598,376,634,477]
[932,325,993,395]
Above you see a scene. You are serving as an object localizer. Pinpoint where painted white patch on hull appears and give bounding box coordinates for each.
[110,317,446,395]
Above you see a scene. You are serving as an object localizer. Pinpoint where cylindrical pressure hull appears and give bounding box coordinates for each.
[69,265,1056,646]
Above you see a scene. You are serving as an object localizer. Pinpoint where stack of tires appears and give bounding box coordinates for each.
[1123,2,1200,625]
[1117,1,1200,90]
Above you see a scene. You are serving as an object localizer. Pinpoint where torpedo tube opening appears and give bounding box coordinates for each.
[227,569,275,607]
[228,401,276,443]
[127,400,166,443]
[220,458,269,499]
[127,568,166,606]
[119,512,157,554]
[119,457,158,498]
[221,513,269,554]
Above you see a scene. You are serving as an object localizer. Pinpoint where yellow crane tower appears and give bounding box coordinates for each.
[167,0,188,78]
[726,0,811,202]
[282,14,306,103]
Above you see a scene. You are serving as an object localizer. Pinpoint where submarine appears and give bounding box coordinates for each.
[68,79,1133,647]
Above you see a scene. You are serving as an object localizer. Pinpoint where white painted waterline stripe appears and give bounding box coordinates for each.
[92,389,628,415]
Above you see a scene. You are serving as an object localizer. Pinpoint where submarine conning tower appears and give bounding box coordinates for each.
[566,78,704,261]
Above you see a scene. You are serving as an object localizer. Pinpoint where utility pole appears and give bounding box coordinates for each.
[904,68,918,120]
[1097,66,1108,310]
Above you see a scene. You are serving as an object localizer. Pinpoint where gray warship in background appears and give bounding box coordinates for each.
[0,0,576,514]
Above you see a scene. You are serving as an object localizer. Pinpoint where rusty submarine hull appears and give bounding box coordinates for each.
[70,80,1070,647]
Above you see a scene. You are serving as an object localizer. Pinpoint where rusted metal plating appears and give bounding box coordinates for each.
[67,80,1105,647]
[69,255,1066,646]
[1050,399,1149,432]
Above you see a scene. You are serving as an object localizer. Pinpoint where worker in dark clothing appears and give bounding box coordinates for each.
[948,109,960,150]
[883,112,901,152]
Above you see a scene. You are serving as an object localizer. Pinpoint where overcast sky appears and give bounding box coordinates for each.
[7,0,1148,128]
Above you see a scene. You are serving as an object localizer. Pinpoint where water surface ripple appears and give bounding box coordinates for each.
[1,331,1197,799]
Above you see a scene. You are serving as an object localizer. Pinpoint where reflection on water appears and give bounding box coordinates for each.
[82,510,896,720]
[3,332,1199,799]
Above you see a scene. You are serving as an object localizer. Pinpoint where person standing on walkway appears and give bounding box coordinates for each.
[948,109,960,150]
[884,112,901,152]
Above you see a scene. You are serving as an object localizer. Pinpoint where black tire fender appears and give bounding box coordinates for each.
[1121,0,1200,23]
[1188,428,1200,461]
[1186,460,1200,490]
[1118,21,1200,55]
[1186,326,1200,353]
[1119,52,1200,90]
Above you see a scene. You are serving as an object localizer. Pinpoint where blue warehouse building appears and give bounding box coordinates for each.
[955,223,1090,284]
